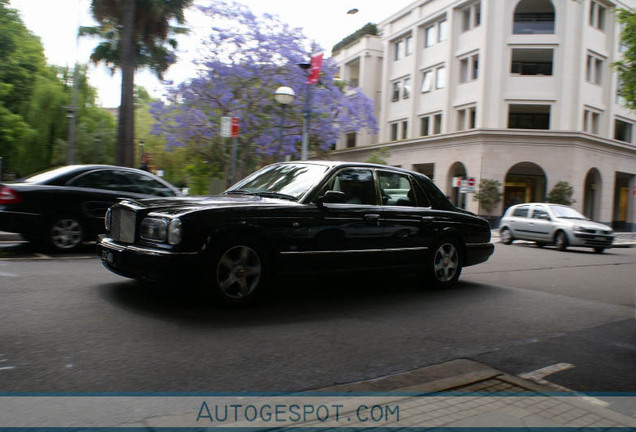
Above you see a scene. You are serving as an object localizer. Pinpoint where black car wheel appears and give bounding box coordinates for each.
[500,228,513,245]
[47,216,85,252]
[594,247,605,254]
[208,236,268,305]
[427,238,462,287]
[555,231,568,251]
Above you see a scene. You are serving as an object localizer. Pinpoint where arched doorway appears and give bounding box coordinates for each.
[504,162,547,211]
[583,168,602,220]
[447,162,467,209]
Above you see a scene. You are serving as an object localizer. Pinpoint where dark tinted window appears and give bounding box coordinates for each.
[67,170,114,190]
[320,168,377,205]
[112,171,176,196]
[512,206,530,217]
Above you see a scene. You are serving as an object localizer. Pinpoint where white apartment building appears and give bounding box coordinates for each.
[332,0,636,229]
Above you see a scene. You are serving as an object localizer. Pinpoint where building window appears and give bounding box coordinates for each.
[513,0,555,35]
[435,66,446,89]
[459,53,479,83]
[390,123,399,141]
[405,35,413,56]
[461,2,481,32]
[508,104,551,129]
[420,116,430,136]
[438,19,448,41]
[615,119,633,142]
[345,132,356,148]
[402,121,408,139]
[433,113,443,134]
[511,49,553,76]
[589,0,606,31]
[424,18,447,48]
[403,77,411,99]
[392,77,411,102]
[425,25,436,47]
[394,40,403,61]
[457,106,477,131]
[392,81,401,102]
[583,109,600,134]
[586,53,604,85]
[393,34,413,61]
[617,77,626,105]
[421,70,433,92]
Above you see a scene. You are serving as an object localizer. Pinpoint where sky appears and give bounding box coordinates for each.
[8,0,414,107]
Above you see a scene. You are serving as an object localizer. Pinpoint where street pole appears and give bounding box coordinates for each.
[301,83,312,161]
[67,64,79,165]
[231,136,237,185]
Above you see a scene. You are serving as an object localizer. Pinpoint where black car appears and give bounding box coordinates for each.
[97,161,494,304]
[0,165,180,252]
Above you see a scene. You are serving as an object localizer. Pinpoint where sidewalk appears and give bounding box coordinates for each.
[120,359,636,429]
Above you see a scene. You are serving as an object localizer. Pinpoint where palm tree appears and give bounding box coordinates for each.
[80,0,191,167]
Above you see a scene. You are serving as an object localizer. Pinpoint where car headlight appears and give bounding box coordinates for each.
[573,225,585,232]
[140,218,168,242]
[168,218,183,245]
[105,208,111,231]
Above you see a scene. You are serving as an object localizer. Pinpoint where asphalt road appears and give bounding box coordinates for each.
[0,241,634,393]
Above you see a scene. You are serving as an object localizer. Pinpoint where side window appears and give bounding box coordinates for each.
[532,206,549,220]
[377,171,427,207]
[113,171,176,196]
[67,170,113,190]
[512,206,530,218]
[320,168,376,205]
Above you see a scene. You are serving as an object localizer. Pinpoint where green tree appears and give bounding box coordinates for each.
[473,179,503,214]
[614,9,636,109]
[365,148,389,165]
[547,181,575,205]
[80,0,192,168]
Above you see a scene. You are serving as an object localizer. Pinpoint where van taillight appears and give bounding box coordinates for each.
[0,186,21,204]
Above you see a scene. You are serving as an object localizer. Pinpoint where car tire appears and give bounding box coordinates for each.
[500,228,513,245]
[594,247,605,254]
[555,231,569,252]
[535,242,545,248]
[426,238,462,288]
[46,216,85,252]
[206,235,268,306]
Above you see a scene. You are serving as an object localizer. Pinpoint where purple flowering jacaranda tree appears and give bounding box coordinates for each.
[151,0,377,182]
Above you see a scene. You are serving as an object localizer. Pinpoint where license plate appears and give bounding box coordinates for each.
[101,250,115,264]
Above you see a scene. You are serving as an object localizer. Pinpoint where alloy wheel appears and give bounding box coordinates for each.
[50,218,83,250]
[216,245,262,300]
[433,242,460,283]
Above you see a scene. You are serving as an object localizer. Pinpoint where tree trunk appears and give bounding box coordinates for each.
[116,0,136,167]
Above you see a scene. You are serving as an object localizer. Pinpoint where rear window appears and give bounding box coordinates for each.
[512,206,529,218]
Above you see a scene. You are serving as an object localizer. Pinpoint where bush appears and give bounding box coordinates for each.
[547,181,575,205]
[473,179,502,214]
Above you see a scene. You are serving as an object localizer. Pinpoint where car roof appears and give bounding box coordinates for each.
[277,160,430,179]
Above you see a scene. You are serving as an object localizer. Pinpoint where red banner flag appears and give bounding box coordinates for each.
[306,53,324,85]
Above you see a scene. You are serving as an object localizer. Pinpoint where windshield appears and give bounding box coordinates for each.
[21,166,79,184]
[225,163,330,200]
[549,205,586,220]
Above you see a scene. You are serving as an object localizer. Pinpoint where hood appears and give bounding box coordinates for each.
[121,194,299,217]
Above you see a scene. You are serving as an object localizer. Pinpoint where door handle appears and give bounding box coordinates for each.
[364,213,381,221]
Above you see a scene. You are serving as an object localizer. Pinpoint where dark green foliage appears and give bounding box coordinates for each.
[547,181,575,205]
[332,23,379,54]
[473,179,503,213]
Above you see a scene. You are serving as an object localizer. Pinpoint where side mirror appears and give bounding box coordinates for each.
[316,190,346,208]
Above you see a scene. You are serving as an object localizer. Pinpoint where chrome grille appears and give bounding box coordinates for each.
[111,208,136,243]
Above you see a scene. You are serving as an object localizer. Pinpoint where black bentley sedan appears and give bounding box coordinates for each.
[0,165,180,252]
[97,161,494,304]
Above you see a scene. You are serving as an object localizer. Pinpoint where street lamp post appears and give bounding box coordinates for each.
[297,62,312,161]
[274,86,296,160]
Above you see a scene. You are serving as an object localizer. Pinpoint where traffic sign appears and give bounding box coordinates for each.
[220,116,231,137]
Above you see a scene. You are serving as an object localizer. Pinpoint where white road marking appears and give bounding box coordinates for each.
[0,271,17,277]
[0,366,15,371]
[520,363,610,407]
